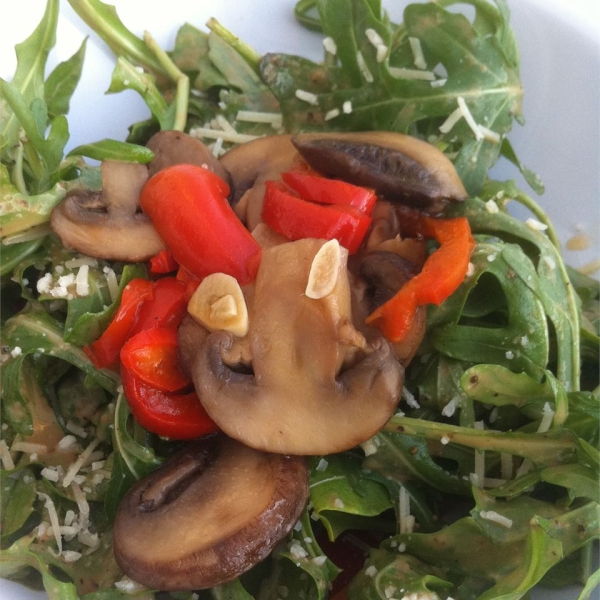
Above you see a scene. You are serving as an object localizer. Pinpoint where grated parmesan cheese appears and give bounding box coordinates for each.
[365,565,378,578]
[104,268,119,302]
[322,36,337,55]
[342,100,353,114]
[316,458,329,471]
[38,492,63,553]
[402,386,420,409]
[295,89,319,105]
[62,438,100,488]
[439,107,462,134]
[457,96,483,141]
[0,440,15,470]
[312,555,328,565]
[189,126,261,145]
[64,257,97,269]
[480,510,513,528]
[356,50,374,82]
[324,108,341,121]
[441,396,460,417]
[485,199,500,213]
[537,402,555,433]
[365,28,388,63]
[525,218,548,232]
[389,67,435,81]
[236,110,283,126]
[408,37,427,70]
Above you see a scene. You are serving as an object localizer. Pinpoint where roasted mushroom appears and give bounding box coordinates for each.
[50,160,165,261]
[219,135,302,230]
[291,132,467,213]
[113,435,308,590]
[146,130,230,183]
[191,238,403,456]
[352,250,427,366]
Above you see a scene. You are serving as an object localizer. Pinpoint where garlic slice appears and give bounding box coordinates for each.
[305,239,342,299]
[188,273,249,337]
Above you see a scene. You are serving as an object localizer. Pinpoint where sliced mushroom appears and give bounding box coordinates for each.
[113,435,308,590]
[351,250,427,366]
[50,160,165,261]
[192,238,403,455]
[219,135,303,230]
[291,132,467,213]
[146,130,230,183]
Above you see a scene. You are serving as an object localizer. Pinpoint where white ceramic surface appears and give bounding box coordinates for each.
[0,1,598,599]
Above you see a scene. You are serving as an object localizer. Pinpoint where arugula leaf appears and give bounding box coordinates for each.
[0,0,59,161]
[44,38,87,119]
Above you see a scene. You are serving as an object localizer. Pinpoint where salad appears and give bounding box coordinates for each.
[1,0,599,599]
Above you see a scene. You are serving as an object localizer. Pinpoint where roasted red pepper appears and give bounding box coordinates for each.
[128,276,188,337]
[149,249,179,274]
[84,278,154,369]
[366,207,475,342]
[140,164,262,285]
[262,180,372,254]
[120,367,218,440]
[120,328,189,393]
[281,171,377,214]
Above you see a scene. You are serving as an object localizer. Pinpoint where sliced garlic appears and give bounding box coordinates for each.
[305,239,342,299]
[188,273,249,337]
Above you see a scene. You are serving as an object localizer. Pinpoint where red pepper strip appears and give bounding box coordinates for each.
[149,249,179,274]
[176,267,202,301]
[120,328,189,393]
[120,367,218,440]
[262,181,372,254]
[281,171,377,215]
[84,278,154,369]
[128,277,188,337]
[140,164,262,285]
[365,208,475,342]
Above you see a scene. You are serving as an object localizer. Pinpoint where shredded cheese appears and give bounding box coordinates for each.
[537,402,555,433]
[324,108,341,121]
[0,440,15,470]
[294,89,319,105]
[457,96,483,141]
[38,492,63,553]
[189,127,261,145]
[356,50,374,82]
[389,67,435,81]
[439,107,462,134]
[322,36,337,55]
[62,438,100,488]
[408,37,427,70]
[480,510,513,528]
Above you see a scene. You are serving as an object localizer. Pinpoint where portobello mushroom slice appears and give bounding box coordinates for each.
[146,130,230,183]
[50,160,165,261]
[113,435,308,590]
[291,132,467,214]
[192,238,403,455]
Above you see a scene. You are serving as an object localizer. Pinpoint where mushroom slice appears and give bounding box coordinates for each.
[193,238,403,455]
[352,250,427,366]
[113,435,308,590]
[291,132,467,213]
[219,135,303,230]
[50,160,165,261]
[146,130,230,183]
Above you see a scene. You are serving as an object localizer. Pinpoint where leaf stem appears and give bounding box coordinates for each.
[143,31,189,131]
[206,18,262,73]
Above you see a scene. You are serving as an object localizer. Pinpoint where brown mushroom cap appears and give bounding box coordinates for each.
[291,132,467,214]
[50,160,165,261]
[146,130,230,184]
[113,435,308,590]
[192,238,403,456]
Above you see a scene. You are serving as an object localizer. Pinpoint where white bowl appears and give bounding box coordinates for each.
[0,1,598,598]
